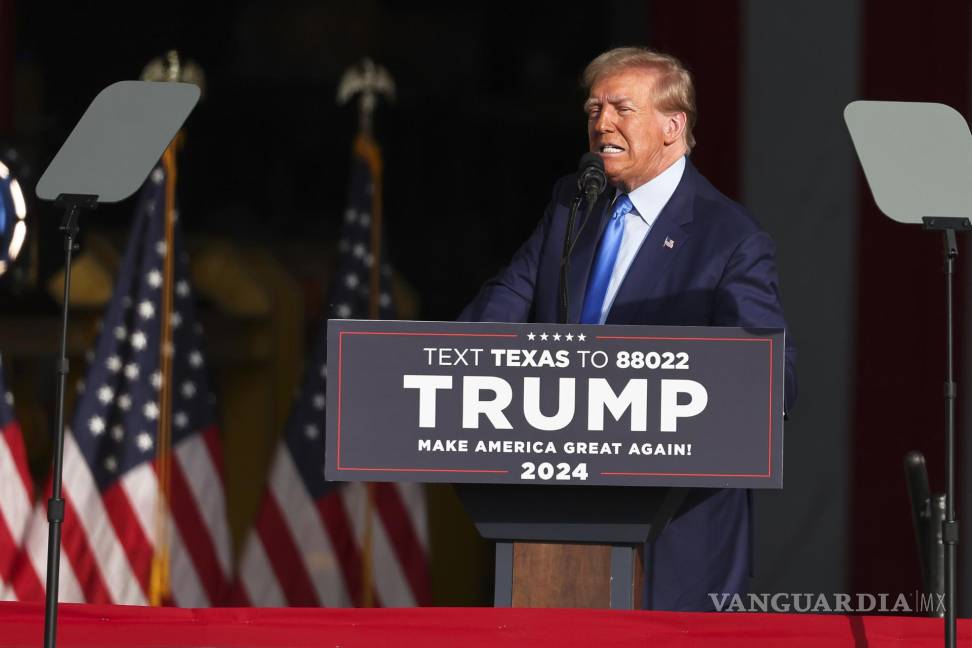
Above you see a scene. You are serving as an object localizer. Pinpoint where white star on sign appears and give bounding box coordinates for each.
[147,270,162,288]
[577,333,586,342]
[131,331,147,350]
[565,333,574,341]
[527,332,536,341]
[143,402,159,420]
[97,385,114,405]
[553,333,561,341]
[136,432,153,452]
[118,394,132,411]
[540,333,548,341]
[89,416,105,435]
[106,355,122,372]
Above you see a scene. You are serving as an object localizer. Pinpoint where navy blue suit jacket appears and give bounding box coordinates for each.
[460,158,796,610]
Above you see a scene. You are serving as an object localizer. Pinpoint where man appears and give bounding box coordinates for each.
[460,47,796,610]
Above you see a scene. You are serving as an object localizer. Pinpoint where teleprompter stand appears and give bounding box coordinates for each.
[455,485,687,608]
[34,80,199,648]
[846,100,972,648]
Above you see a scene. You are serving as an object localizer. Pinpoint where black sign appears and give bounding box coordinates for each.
[325,320,784,489]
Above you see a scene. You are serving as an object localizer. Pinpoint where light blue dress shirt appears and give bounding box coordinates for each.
[594,155,686,324]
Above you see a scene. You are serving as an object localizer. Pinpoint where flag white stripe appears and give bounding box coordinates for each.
[121,460,211,607]
[167,512,209,608]
[239,533,286,607]
[394,483,429,551]
[341,482,416,607]
[20,503,85,602]
[175,434,232,577]
[0,434,31,544]
[0,576,12,601]
[270,449,350,607]
[119,462,159,546]
[63,433,146,604]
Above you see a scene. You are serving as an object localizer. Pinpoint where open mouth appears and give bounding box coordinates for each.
[598,144,625,154]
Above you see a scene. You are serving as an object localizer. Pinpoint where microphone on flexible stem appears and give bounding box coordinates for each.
[577,152,608,206]
[559,153,608,323]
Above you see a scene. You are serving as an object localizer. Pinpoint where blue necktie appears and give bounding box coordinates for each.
[580,194,633,324]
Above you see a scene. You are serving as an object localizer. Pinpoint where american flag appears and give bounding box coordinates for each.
[235,134,431,607]
[5,158,232,605]
[0,355,32,600]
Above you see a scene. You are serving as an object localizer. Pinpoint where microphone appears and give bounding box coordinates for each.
[576,152,607,204]
[559,153,607,323]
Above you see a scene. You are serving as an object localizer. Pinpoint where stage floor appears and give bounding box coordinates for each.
[0,602,968,647]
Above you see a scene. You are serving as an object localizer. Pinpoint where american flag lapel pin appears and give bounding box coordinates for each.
[664,237,675,249]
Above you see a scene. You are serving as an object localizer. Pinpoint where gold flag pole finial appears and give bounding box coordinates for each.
[337,58,395,608]
[337,58,395,138]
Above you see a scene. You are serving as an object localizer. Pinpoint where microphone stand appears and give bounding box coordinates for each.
[922,215,969,648]
[558,195,583,324]
[45,193,97,648]
[558,191,599,324]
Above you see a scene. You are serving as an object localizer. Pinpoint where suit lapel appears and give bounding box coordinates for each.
[565,190,613,323]
[605,161,698,323]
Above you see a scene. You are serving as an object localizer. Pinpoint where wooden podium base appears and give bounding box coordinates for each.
[496,542,644,609]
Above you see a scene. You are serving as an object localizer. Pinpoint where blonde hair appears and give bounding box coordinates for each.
[582,47,697,150]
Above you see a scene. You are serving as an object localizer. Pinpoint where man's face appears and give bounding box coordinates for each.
[585,67,683,192]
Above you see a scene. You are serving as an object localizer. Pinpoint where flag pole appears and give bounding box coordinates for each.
[337,58,395,608]
[149,135,180,606]
[140,50,203,607]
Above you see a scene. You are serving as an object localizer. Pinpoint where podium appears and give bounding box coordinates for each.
[325,319,785,609]
[456,484,687,608]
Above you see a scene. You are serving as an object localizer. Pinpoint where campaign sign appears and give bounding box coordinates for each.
[325,320,784,489]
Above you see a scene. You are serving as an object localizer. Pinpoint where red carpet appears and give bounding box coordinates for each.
[0,602,968,648]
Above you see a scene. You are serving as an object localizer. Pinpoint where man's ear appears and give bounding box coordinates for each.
[664,112,687,146]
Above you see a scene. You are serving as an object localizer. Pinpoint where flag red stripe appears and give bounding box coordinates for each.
[200,426,225,477]
[168,456,228,605]
[0,516,18,584]
[2,422,32,490]
[372,485,430,605]
[254,495,319,606]
[317,492,370,607]
[6,538,43,601]
[61,493,112,603]
[100,482,152,599]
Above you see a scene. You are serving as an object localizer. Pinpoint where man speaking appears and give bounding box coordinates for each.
[460,47,797,610]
